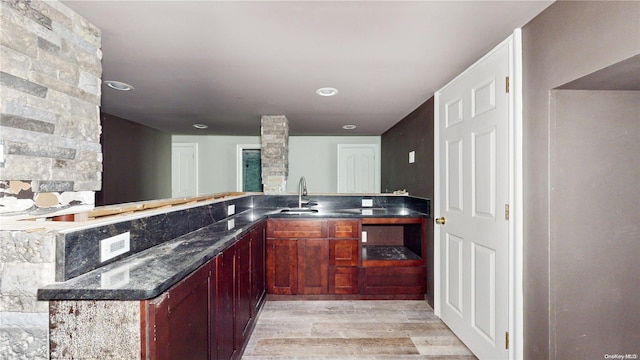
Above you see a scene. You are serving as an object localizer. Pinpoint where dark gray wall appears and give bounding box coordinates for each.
[381,97,434,197]
[381,96,434,306]
[522,1,640,358]
[97,113,172,206]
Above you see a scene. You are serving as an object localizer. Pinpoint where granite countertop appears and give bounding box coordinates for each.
[38,206,427,301]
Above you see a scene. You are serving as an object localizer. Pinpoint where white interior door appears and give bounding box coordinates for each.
[337,144,380,193]
[172,143,198,197]
[435,36,513,359]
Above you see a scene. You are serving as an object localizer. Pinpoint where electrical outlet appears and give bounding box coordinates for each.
[100,232,130,262]
[362,198,373,207]
[409,151,415,163]
[227,204,235,216]
[362,231,367,243]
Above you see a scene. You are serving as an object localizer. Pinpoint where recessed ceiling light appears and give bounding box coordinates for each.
[193,124,208,129]
[316,87,339,97]
[342,124,356,130]
[104,80,134,91]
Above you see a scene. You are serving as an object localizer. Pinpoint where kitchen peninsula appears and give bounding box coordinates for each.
[36,193,430,359]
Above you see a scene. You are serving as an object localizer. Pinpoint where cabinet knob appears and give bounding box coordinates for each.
[435,217,446,225]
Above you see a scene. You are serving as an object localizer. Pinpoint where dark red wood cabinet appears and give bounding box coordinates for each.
[144,260,213,360]
[144,220,266,360]
[266,217,427,299]
[266,219,361,296]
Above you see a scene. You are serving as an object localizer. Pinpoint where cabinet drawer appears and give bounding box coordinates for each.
[329,239,359,266]
[267,219,327,238]
[329,267,358,294]
[361,266,426,295]
[328,219,360,238]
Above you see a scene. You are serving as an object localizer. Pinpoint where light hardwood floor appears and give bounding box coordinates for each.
[242,300,477,359]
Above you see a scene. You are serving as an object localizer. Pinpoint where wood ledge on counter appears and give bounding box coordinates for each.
[0,192,246,231]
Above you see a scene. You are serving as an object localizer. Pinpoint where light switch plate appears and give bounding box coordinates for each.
[362,198,373,207]
[409,151,415,163]
[362,231,367,243]
[227,204,235,216]
[100,232,130,262]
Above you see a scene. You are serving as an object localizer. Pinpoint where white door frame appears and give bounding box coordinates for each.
[336,143,381,193]
[172,142,199,197]
[236,144,261,192]
[433,29,523,360]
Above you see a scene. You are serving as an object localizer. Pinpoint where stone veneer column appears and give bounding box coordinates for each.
[261,115,288,194]
[0,1,102,358]
[0,0,103,215]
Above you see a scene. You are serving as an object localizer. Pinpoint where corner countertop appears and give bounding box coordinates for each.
[37,206,428,301]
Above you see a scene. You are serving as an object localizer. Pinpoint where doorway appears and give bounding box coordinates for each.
[236,144,263,192]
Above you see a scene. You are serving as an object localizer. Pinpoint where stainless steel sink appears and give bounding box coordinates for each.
[279,208,319,215]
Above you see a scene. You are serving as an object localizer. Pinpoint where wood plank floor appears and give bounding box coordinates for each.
[242,300,477,359]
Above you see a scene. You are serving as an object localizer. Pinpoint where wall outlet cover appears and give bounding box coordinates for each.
[362,231,367,243]
[362,198,373,207]
[227,204,235,216]
[409,151,415,163]
[100,232,130,263]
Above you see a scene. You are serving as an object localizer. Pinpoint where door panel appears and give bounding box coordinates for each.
[171,143,197,197]
[436,35,512,359]
[337,144,380,193]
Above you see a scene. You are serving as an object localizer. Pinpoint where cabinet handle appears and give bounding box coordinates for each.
[435,217,446,225]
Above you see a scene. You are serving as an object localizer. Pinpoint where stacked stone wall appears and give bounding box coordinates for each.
[0,0,102,215]
[0,1,102,358]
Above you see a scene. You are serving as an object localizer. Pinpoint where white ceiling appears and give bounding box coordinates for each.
[63,1,553,136]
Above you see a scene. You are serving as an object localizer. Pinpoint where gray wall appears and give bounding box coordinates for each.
[522,1,640,358]
[97,113,172,205]
[381,97,434,306]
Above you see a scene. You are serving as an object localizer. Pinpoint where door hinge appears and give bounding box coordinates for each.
[505,204,510,220]
[505,331,509,350]
[505,76,510,93]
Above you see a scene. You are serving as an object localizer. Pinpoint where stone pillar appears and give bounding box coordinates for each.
[260,115,288,194]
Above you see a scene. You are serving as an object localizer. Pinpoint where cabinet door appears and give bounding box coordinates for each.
[216,242,237,360]
[266,239,297,294]
[297,239,329,295]
[250,223,266,316]
[236,234,252,349]
[147,262,211,360]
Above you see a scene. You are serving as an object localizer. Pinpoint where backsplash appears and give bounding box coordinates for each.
[56,194,429,282]
[56,195,252,281]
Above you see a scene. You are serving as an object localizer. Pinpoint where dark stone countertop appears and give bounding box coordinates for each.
[38,206,427,301]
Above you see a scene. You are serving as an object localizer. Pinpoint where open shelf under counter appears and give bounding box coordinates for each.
[360,217,426,267]
[362,245,423,267]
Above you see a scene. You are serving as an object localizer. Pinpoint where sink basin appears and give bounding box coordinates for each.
[279,208,319,215]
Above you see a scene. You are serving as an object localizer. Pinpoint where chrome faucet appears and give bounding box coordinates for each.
[298,176,307,208]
